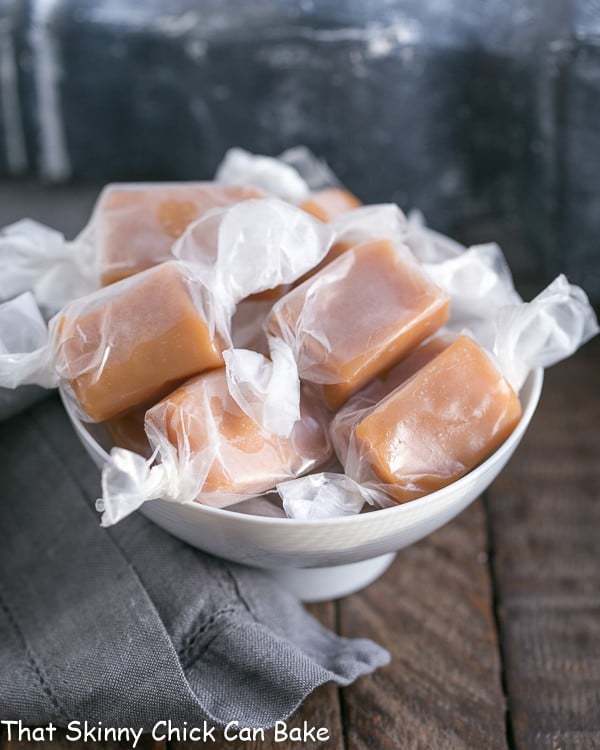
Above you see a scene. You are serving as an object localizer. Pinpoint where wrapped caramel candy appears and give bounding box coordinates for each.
[216,146,361,223]
[0,199,333,422]
[215,146,338,203]
[53,261,225,422]
[281,336,519,517]
[172,197,332,309]
[0,183,266,315]
[331,334,454,467]
[217,146,362,232]
[314,205,524,350]
[97,343,332,526]
[279,276,598,519]
[95,182,266,285]
[348,335,522,501]
[292,204,520,345]
[0,264,224,422]
[267,238,450,409]
[293,204,408,288]
[147,372,330,502]
[0,220,97,314]
[104,403,153,458]
[300,188,362,222]
[0,146,342,316]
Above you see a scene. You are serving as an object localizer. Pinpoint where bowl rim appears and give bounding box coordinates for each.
[61,367,544,528]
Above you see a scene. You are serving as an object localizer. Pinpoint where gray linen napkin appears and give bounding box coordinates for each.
[0,385,48,421]
[0,394,389,728]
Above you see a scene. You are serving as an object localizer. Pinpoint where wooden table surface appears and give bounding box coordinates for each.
[0,186,598,749]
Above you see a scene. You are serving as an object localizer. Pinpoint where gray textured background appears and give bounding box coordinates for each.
[0,0,598,301]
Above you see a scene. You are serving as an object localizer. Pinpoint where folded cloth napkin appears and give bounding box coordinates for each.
[0,385,47,421]
[0,394,388,728]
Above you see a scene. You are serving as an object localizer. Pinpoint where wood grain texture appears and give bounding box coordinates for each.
[169,603,344,750]
[338,501,508,750]
[487,338,600,749]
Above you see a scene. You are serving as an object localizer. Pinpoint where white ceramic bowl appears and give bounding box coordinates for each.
[61,368,543,601]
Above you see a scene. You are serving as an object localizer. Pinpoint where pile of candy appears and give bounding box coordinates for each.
[0,148,597,524]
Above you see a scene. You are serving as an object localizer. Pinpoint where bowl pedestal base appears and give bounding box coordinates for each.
[264,553,396,602]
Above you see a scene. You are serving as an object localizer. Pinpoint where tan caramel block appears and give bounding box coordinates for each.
[354,335,523,502]
[56,261,224,422]
[104,403,152,457]
[247,283,290,303]
[97,183,264,285]
[256,189,361,296]
[376,334,454,395]
[332,335,454,458]
[300,188,362,222]
[293,239,354,288]
[268,239,450,410]
[149,371,330,503]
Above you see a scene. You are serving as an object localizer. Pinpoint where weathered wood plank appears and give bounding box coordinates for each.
[169,602,344,750]
[338,501,508,750]
[487,339,600,750]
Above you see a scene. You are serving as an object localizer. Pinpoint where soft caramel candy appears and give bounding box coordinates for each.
[97,183,264,285]
[55,261,224,422]
[247,283,290,303]
[353,335,522,502]
[295,204,407,287]
[292,239,354,288]
[267,239,450,410]
[331,335,454,461]
[300,188,361,222]
[147,370,330,504]
[367,335,454,401]
[105,404,152,457]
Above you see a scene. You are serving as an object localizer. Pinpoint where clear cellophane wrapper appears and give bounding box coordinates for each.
[0,147,336,317]
[264,237,450,400]
[279,275,598,519]
[0,261,222,422]
[0,198,333,425]
[215,146,338,203]
[0,181,270,314]
[1,147,598,525]
[97,352,332,526]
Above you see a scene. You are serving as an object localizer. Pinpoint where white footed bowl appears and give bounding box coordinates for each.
[62,368,543,601]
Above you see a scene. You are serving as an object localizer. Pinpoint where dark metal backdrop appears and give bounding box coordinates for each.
[0,0,598,300]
